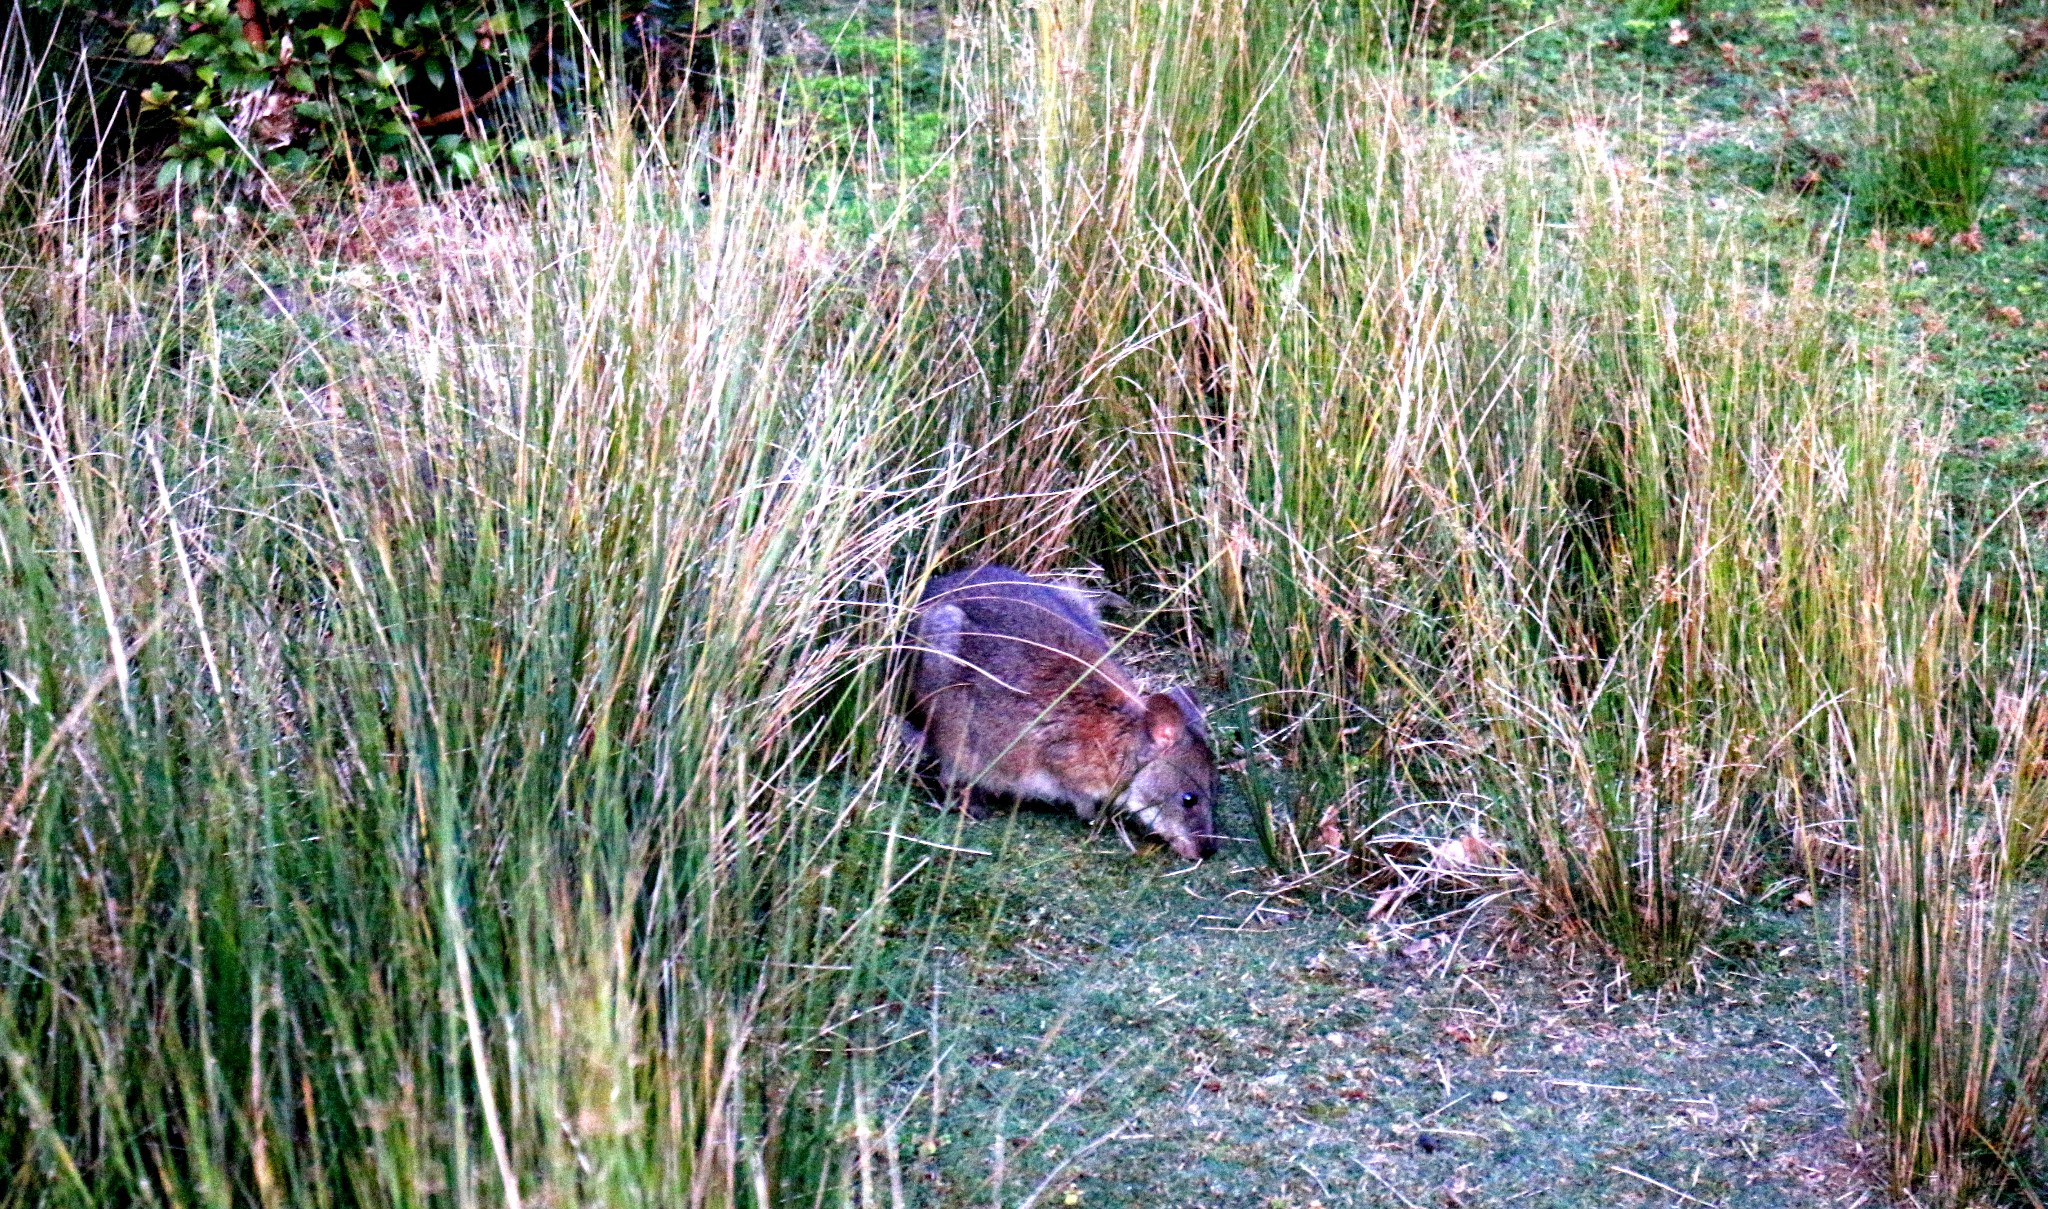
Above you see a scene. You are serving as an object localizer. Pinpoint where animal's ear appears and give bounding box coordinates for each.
[1142,693,1187,748]
[1168,686,1210,744]
[921,603,966,657]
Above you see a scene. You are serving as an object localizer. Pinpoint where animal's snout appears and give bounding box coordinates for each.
[1171,831,1218,861]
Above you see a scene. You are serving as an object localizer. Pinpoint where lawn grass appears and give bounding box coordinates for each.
[886,794,1860,1208]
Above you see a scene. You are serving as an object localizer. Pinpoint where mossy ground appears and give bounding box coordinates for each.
[880,787,1866,1207]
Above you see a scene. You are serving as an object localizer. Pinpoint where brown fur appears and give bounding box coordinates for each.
[906,566,1218,860]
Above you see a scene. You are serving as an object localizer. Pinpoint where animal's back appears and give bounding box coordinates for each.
[917,567,1126,691]
[913,564,1138,724]
[918,566,1109,647]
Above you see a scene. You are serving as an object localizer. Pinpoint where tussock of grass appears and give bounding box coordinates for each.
[1859,21,2008,234]
[1849,547,2048,1200]
[0,80,974,1205]
[967,0,1933,989]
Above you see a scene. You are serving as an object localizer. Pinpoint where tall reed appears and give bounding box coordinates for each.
[0,8,59,222]
[971,0,1931,985]
[1850,538,2048,1201]
[0,83,964,1207]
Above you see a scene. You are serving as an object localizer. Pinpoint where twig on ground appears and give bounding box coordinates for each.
[1354,1158,1427,1209]
[1011,1122,1136,1209]
[1608,1165,1723,1208]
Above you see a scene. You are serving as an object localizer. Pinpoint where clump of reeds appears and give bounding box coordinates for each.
[9,1,2047,1203]
[1849,537,2048,1202]
[971,0,1933,986]
[1445,137,1935,984]
[0,71,968,1207]
[1859,21,2008,234]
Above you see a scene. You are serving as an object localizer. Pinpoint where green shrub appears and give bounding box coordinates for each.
[777,21,946,174]
[25,0,741,185]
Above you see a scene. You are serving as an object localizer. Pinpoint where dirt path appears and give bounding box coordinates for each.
[886,800,1875,1208]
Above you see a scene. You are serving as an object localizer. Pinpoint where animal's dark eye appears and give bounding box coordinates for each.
[1181,792,1199,807]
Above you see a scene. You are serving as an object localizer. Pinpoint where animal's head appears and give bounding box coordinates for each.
[1123,688,1217,861]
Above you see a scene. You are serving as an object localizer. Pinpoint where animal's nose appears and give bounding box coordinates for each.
[1197,834,1218,859]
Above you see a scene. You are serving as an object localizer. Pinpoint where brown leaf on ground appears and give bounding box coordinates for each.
[1316,810,1344,855]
